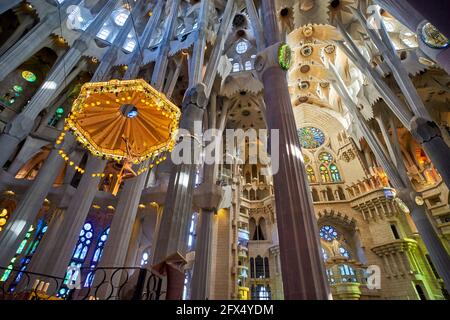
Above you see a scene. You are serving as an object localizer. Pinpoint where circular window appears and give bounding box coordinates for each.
[236,41,248,54]
[297,127,325,149]
[22,71,36,82]
[319,225,338,241]
[420,22,449,49]
[300,45,313,57]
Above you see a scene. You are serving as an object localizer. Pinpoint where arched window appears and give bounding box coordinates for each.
[73,223,94,262]
[312,188,320,202]
[232,63,240,72]
[141,252,149,266]
[250,257,255,278]
[84,227,110,287]
[319,152,333,165]
[415,284,427,300]
[319,164,331,182]
[8,221,48,291]
[264,257,270,278]
[1,225,35,282]
[339,246,350,258]
[322,247,329,261]
[97,26,112,40]
[306,165,316,183]
[187,213,197,250]
[255,256,264,278]
[244,61,252,70]
[59,222,94,296]
[330,164,341,182]
[319,225,338,242]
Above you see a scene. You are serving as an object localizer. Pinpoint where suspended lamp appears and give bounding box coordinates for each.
[57,79,181,195]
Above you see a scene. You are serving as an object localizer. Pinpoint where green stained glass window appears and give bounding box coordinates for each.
[21,71,36,82]
[298,127,325,149]
[320,164,331,182]
[330,163,341,182]
[306,165,316,183]
[319,152,334,165]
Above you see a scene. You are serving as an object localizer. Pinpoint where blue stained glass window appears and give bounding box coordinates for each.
[298,127,325,149]
[339,246,350,258]
[330,164,341,182]
[84,227,110,287]
[319,225,338,242]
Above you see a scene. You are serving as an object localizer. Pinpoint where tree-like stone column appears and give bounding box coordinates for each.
[253,0,330,300]
[0,134,75,268]
[0,0,118,168]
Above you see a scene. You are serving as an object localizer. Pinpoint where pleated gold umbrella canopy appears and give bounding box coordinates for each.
[65,79,181,164]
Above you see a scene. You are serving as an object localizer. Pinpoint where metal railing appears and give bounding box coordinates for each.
[0,266,164,300]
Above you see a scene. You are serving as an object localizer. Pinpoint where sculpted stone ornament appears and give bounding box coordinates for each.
[255,42,292,76]
[180,83,208,133]
[193,182,223,211]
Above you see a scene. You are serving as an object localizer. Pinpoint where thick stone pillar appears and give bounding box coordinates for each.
[190,182,222,300]
[0,134,75,268]
[27,155,106,279]
[254,0,330,299]
[152,85,207,265]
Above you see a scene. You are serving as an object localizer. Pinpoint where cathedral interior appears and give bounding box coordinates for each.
[0,0,449,301]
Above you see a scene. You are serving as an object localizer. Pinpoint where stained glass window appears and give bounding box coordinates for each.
[306,165,316,183]
[319,225,338,242]
[339,246,350,258]
[330,164,341,182]
[8,220,47,291]
[21,71,36,82]
[60,222,94,295]
[1,225,34,282]
[319,164,331,182]
[48,106,65,127]
[298,127,325,149]
[0,208,9,231]
[319,152,334,165]
[84,227,109,287]
[322,247,329,261]
[141,252,149,266]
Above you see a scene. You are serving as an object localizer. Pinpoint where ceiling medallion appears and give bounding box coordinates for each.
[300,45,313,57]
[320,82,329,88]
[324,44,336,54]
[420,22,449,49]
[300,65,310,73]
[278,43,292,71]
[299,81,310,90]
[298,96,309,103]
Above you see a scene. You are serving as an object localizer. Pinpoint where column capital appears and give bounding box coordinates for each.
[182,83,208,110]
[193,183,223,211]
[410,116,442,143]
[254,42,291,79]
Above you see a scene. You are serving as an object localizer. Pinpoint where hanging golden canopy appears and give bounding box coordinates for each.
[66,79,181,164]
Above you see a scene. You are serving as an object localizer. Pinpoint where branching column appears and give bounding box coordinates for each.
[254,0,330,299]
